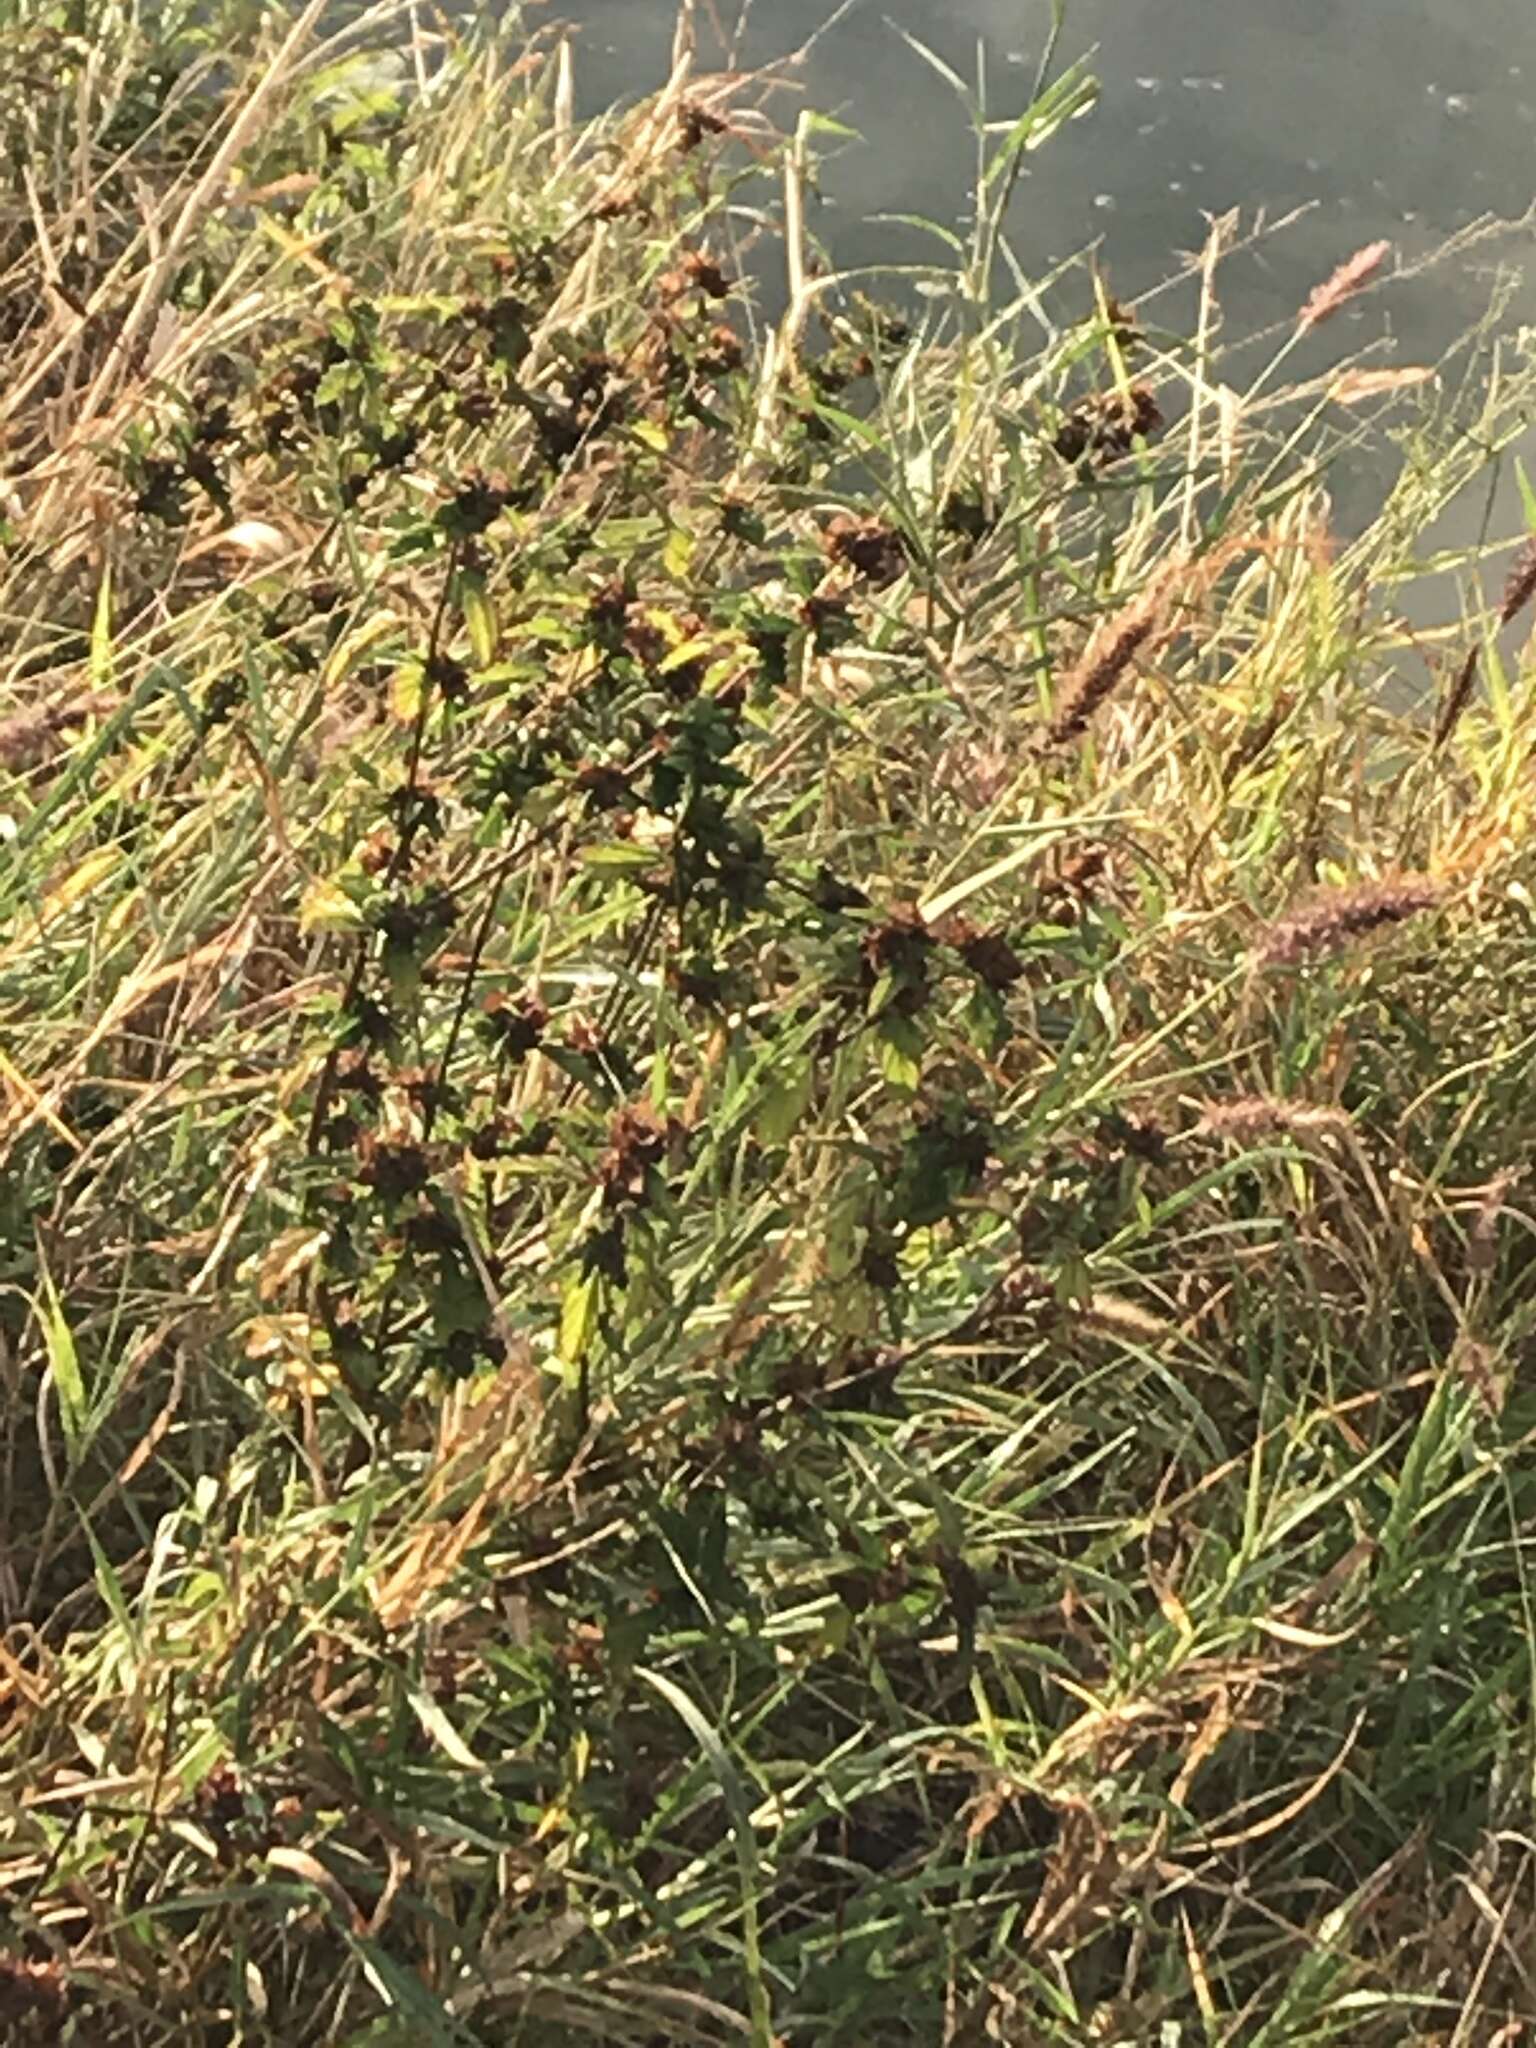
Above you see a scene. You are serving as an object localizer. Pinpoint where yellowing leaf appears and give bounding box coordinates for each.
[38,1266,86,1446]
[372,1494,493,1630]
[90,561,113,690]
[460,575,498,666]
[389,661,423,723]
[40,846,122,929]
[243,1313,313,1361]
[876,1016,924,1092]
[298,875,366,935]
[320,610,399,694]
[663,524,696,579]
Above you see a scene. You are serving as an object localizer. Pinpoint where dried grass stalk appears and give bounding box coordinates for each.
[1499,537,1536,627]
[1196,1097,1350,1141]
[1328,365,1432,405]
[1297,241,1391,331]
[1468,1166,1522,1276]
[1256,876,1441,966]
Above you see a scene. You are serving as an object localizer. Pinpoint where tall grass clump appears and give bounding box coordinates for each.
[3,2,1536,2041]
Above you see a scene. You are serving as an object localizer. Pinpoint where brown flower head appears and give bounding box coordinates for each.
[481,990,548,1058]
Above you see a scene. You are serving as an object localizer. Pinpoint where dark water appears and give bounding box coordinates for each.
[556,0,1536,352]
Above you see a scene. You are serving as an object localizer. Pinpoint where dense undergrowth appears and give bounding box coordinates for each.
[3,2,1536,2041]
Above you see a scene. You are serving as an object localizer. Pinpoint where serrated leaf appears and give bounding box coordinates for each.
[314,360,362,408]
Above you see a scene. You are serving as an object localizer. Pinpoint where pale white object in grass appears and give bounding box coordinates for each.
[184,519,291,565]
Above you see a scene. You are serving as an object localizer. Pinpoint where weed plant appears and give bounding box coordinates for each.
[2,3,1536,2042]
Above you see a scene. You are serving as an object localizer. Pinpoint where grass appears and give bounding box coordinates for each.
[2,1,1536,2041]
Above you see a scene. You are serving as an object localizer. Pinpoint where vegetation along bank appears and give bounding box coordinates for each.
[2,2,1536,2040]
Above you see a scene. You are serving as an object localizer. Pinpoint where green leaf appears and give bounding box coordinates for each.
[459,573,498,666]
[557,1269,602,1376]
[38,1265,85,1447]
[888,26,973,107]
[877,1014,925,1092]
[314,360,363,408]
[578,842,662,873]
[299,875,369,935]
[636,1668,773,2046]
[1515,454,1536,533]
[982,62,1099,189]
[90,561,113,691]
[757,1065,814,1146]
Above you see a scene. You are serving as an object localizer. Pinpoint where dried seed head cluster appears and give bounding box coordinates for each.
[598,1104,683,1210]
[1053,383,1162,464]
[0,1956,67,2030]
[1255,876,1442,966]
[861,902,934,977]
[677,100,728,152]
[934,914,1026,991]
[822,512,907,586]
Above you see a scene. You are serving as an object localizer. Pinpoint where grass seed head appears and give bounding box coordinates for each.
[1297,239,1391,329]
[1255,876,1442,966]
[1499,536,1536,626]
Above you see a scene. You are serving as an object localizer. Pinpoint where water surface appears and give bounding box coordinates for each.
[556,0,1535,351]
